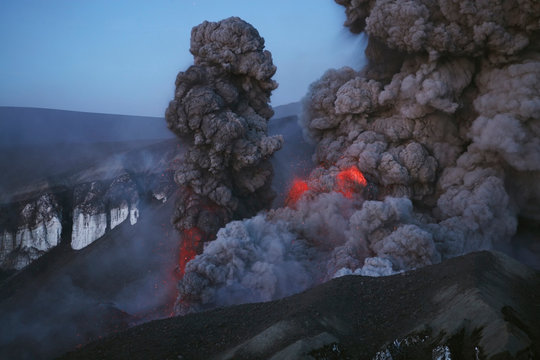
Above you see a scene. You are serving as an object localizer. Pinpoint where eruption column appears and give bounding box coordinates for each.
[173,0,540,315]
[165,17,283,313]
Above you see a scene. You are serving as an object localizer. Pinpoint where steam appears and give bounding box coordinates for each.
[175,2,540,313]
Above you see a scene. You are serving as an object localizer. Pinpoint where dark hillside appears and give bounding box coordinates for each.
[60,251,540,360]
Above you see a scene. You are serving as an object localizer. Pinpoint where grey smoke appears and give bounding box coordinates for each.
[165,17,283,245]
[177,215,315,314]
[176,1,540,313]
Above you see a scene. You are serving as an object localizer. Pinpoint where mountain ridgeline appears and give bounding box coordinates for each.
[0,103,305,273]
[0,107,173,147]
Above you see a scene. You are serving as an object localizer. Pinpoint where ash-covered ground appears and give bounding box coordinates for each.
[60,251,540,360]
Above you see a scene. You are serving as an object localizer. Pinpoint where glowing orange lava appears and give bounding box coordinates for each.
[285,178,310,205]
[336,166,367,199]
[179,227,204,276]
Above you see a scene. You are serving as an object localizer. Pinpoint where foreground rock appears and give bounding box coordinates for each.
[60,251,540,360]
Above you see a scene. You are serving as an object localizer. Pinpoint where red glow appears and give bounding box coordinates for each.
[179,227,204,277]
[285,179,310,205]
[336,166,367,199]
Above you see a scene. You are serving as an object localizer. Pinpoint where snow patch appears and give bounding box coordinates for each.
[129,202,139,225]
[0,216,62,270]
[110,201,129,230]
[71,210,107,250]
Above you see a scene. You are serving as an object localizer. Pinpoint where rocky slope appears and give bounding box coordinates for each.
[0,198,179,360]
[0,103,304,274]
[0,104,306,359]
[59,251,540,360]
[0,139,180,271]
[0,193,63,270]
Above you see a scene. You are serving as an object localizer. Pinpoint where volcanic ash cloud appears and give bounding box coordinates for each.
[165,17,283,311]
[176,1,540,313]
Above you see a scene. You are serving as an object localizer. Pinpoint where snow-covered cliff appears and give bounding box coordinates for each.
[71,175,140,250]
[0,194,62,270]
[0,139,180,272]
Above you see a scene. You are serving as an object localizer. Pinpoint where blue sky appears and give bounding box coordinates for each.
[0,0,366,116]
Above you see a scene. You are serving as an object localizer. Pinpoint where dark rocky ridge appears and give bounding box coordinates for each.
[59,251,540,360]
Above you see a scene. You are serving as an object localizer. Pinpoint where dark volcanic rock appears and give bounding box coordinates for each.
[59,251,540,360]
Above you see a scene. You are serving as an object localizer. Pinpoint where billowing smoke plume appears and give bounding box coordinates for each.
[175,1,540,313]
[165,17,283,307]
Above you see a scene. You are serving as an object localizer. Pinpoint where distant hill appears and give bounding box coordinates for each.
[0,107,174,146]
[0,103,301,147]
[0,103,307,201]
[272,101,302,120]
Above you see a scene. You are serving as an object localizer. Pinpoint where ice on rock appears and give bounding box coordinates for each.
[71,210,107,251]
[110,201,129,230]
[0,194,63,270]
[70,175,139,251]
